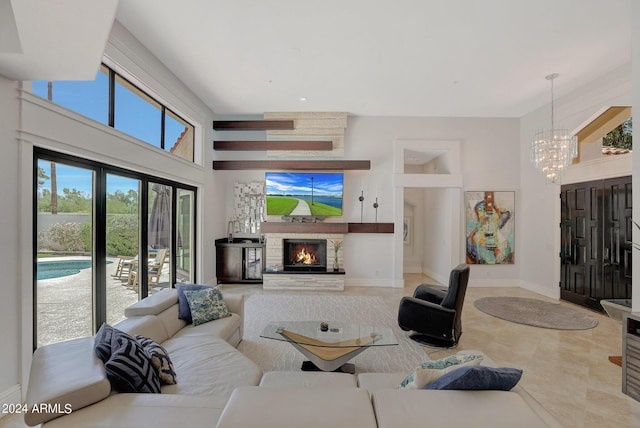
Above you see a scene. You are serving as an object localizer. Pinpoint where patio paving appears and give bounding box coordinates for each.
[36,256,169,347]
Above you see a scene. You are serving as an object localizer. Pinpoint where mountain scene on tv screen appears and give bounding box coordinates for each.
[266,172,343,216]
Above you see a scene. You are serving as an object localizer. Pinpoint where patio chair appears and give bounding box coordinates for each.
[112,255,136,280]
[128,248,169,287]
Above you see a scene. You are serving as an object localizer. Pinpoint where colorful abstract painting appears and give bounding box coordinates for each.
[465,191,515,264]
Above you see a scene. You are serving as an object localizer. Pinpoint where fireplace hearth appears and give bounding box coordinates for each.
[283,239,327,272]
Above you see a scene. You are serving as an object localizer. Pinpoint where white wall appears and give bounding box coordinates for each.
[403,165,425,273]
[0,74,22,412]
[4,23,218,404]
[422,187,458,284]
[519,64,632,299]
[218,116,520,287]
[353,117,520,286]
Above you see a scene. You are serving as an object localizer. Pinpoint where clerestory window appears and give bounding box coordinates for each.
[602,117,632,151]
[32,64,195,162]
[573,106,632,162]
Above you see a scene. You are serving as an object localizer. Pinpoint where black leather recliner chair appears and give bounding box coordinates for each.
[398,263,470,347]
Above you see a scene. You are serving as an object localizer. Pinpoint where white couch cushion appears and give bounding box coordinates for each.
[372,389,549,428]
[160,335,262,397]
[357,372,406,394]
[43,393,226,428]
[155,304,187,338]
[114,314,169,344]
[25,337,111,426]
[216,387,377,428]
[259,371,357,388]
[220,293,243,321]
[124,288,178,317]
[172,313,241,344]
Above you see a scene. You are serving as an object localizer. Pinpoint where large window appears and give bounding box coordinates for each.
[603,117,632,150]
[115,75,162,147]
[34,149,197,348]
[32,64,195,162]
[32,65,109,125]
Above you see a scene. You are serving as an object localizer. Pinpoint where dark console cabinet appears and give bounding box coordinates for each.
[215,238,264,283]
[623,313,640,402]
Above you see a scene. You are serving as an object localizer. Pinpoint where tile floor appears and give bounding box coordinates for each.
[222,273,640,428]
[2,273,640,427]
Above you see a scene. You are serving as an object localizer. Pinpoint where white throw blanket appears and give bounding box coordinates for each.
[238,294,427,373]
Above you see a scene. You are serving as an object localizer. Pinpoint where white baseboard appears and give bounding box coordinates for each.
[519,280,561,300]
[403,266,423,274]
[0,385,22,420]
[345,278,403,288]
[467,278,518,287]
[421,267,448,285]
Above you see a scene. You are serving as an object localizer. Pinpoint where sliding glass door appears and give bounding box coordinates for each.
[148,182,172,294]
[177,188,195,284]
[34,149,197,348]
[106,174,141,325]
[35,160,94,347]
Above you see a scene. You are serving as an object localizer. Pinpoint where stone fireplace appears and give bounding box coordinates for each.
[262,232,345,291]
[283,239,327,272]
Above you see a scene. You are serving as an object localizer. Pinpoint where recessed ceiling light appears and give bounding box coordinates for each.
[299,97,307,101]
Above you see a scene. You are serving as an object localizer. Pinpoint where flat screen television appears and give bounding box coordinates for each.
[266,172,343,217]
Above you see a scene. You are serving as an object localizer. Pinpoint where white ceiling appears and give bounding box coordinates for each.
[0,0,118,80]
[0,1,631,118]
[115,0,632,118]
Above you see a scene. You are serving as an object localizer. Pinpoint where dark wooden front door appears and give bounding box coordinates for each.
[560,176,632,311]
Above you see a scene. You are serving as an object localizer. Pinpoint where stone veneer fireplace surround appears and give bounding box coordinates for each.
[263,232,345,291]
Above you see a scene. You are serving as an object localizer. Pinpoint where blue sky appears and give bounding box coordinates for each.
[266,172,343,196]
[32,67,186,157]
[33,67,188,196]
[38,161,140,196]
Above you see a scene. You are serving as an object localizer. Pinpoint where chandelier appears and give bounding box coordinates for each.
[530,73,577,183]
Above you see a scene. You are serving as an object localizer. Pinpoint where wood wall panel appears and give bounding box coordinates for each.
[213,120,294,130]
[213,160,371,170]
[214,140,333,151]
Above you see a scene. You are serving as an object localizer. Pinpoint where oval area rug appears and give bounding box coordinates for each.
[474,297,599,330]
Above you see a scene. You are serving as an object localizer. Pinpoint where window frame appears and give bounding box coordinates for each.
[33,147,198,350]
[33,64,196,162]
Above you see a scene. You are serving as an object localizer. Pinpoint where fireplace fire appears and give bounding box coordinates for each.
[283,239,327,272]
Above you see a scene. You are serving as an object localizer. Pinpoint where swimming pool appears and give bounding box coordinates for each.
[37,260,112,280]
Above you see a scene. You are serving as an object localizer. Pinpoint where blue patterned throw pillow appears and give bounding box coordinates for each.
[183,287,231,326]
[136,335,177,385]
[104,328,161,393]
[176,284,223,323]
[424,366,523,391]
[398,352,484,389]
[94,323,114,363]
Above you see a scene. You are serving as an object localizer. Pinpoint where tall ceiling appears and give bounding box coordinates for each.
[115,0,631,117]
[0,1,631,118]
[0,0,118,80]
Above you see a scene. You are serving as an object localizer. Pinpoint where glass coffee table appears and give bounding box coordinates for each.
[261,321,398,374]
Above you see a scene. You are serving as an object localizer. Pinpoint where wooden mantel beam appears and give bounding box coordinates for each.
[212,160,371,170]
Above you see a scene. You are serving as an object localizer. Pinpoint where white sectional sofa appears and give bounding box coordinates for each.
[24,288,262,427]
[357,369,563,428]
[24,288,562,427]
[216,364,563,428]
